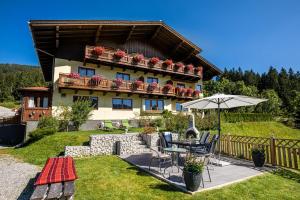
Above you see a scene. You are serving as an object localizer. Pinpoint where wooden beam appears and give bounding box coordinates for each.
[150,26,161,41]
[183,50,197,61]
[94,25,103,44]
[171,41,184,55]
[125,25,135,42]
[55,26,59,48]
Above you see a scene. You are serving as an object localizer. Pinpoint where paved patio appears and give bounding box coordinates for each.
[121,152,272,194]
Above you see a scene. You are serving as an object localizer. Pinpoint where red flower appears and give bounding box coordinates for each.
[185,64,194,72]
[164,59,173,66]
[163,84,173,91]
[148,82,158,91]
[132,54,144,63]
[67,72,80,79]
[93,46,105,56]
[174,62,184,70]
[149,57,160,65]
[194,90,200,96]
[186,88,193,95]
[113,78,123,88]
[91,75,103,82]
[133,80,143,87]
[114,50,126,59]
[194,66,203,72]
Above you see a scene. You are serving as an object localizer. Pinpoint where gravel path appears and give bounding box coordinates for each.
[0,155,40,200]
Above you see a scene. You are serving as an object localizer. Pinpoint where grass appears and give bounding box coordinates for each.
[74,156,300,200]
[0,127,142,166]
[0,101,20,109]
[221,122,300,139]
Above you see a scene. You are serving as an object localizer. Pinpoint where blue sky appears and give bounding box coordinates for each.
[0,0,299,73]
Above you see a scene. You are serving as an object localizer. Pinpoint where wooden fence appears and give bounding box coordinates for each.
[220,135,300,170]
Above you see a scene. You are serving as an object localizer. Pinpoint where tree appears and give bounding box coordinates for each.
[255,90,281,115]
[71,100,93,130]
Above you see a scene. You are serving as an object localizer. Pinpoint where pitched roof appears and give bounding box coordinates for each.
[29,20,222,81]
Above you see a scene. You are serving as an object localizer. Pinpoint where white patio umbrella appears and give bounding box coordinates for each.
[181,93,267,157]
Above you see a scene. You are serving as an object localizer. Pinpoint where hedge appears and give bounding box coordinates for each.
[222,113,273,123]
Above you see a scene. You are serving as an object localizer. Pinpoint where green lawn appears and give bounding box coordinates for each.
[221,122,300,139]
[75,156,300,200]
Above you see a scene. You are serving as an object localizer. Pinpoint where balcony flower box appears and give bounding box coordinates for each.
[194,66,203,77]
[65,73,80,85]
[132,80,143,90]
[149,57,160,67]
[176,87,187,96]
[112,78,123,89]
[148,82,158,92]
[186,88,194,96]
[132,54,144,63]
[185,64,194,74]
[174,62,184,72]
[163,84,173,93]
[193,90,200,97]
[163,59,173,70]
[114,50,126,60]
[92,46,105,56]
[90,75,103,86]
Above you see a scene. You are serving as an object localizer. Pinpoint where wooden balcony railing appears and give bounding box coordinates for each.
[58,73,200,99]
[21,108,52,122]
[84,46,203,79]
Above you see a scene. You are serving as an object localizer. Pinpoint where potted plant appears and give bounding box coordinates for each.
[114,50,126,60]
[91,75,103,86]
[66,72,80,85]
[112,78,123,89]
[185,64,194,74]
[183,155,204,192]
[174,62,184,72]
[149,57,160,66]
[163,59,173,69]
[148,82,158,92]
[193,90,200,97]
[176,87,186,96]
[186,88,193,96]
[132,53,144,63]
[194,66,203,76]
[251,147,265,167]
[163,84,173,93]
[132,80,143,90]
[92,46,105,56]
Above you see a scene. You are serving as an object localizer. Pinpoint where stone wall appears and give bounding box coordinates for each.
[141,133,178,148]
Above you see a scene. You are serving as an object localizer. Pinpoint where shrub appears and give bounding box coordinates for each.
[37,116,59,132]
[222,113,273,123]
[150,117,164,128]
[142,127,157,134]
[28,128,56,143]
[71,100,93,130]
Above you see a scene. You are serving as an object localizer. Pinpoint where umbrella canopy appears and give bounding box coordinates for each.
[181,93,267,110]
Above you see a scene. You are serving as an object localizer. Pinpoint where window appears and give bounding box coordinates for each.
[196,84,202,91]
[145,99,164,111]
[147,77,159,84]
[177,83,185,88]
[78,67,95,77]
[176,102,188,112]
[73,96,98,109]
[116,73,130,81]
[28,96,49,108]
[112,98,133,110]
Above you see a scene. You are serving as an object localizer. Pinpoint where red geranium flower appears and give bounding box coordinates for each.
[148,82,158,91]
[185,64,194,72]
[194,90,200,96]
[164,59,173,66]
[93,46,105,56]
[186,88,193,95]
[67,72,80,79]
[174,62,184,70]
[133,80,143,87]
[113,78,123,88]
[114,50,126,59]
[132,54,144,63]
[163,84,173,91]
[149,57,160,65]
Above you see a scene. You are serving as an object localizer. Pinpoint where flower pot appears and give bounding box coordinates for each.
[252,152,265,167]
[183,171,202,192]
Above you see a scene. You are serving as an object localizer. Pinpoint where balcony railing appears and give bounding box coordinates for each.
[58,73,200,99]
[84,46,203,79]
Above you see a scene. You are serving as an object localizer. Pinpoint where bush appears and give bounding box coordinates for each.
[142,127,157,134]
[71,100,93,130]
[222,113,272,123]
[37,116,59,132]
[150,118,163,128]
[28,128,56,143]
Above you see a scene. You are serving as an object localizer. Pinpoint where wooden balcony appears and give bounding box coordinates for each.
[84,46,203,82]
[58,74,200,99]
[22,108,52,122]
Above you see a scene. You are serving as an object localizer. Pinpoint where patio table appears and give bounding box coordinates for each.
[168,139,202,152]
[163,147,187,177]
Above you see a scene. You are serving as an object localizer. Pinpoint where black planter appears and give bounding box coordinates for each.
[252,152,265,167]
[183,171,202,192]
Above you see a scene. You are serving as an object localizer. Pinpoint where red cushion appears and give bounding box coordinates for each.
[35,157,78,185]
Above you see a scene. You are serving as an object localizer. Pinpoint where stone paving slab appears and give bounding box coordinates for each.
[121,153,271,194]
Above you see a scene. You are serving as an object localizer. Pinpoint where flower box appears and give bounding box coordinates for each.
[193,90,200,97]
[132,54,144,63]
[163,59,173,70]
[149,57,160,66]
[92,46,105,56]
[67,72,80,79]
[90,75,103,86]
[132,80,143,90]
[174,62,184,72]
[186,88,194,96]
[112,78,123,88]
[163,84,173,93]
[185,64,194,74]
[148,82,158,92]
[114,50,126,59]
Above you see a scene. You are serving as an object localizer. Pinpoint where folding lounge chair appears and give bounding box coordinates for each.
[104,120,115,130]
[121,119,131,129]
